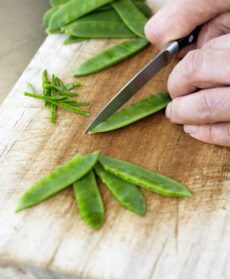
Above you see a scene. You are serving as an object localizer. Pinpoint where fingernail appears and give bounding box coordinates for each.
[165,103,171,119]
[184,125,198,134]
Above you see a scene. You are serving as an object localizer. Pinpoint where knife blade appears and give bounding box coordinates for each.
[84,27,201,134]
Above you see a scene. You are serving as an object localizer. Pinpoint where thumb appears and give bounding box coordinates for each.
[144,0,230,49]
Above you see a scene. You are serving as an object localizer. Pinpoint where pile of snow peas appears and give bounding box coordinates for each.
[43,0,152,76]
[24,70,90,123]
[16,152,192,230]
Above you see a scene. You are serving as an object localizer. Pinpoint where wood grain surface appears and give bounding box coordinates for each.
[1,1,230,279]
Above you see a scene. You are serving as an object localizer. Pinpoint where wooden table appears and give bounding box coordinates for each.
[1,1,230,278]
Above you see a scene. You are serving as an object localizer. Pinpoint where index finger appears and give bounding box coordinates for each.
[144,0,229,49]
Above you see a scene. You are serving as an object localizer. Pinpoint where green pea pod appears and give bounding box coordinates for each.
[98,155,192,197]
[94,163,146,215]
[64,36,87,45]
[90,93,171,133]
[73,170,104,229]
[96,0,146,11]
[50,0,71,7]
[16,152,99,212]
[72,38,149,77]
[112,0,148,38]
[43,6,59,27]
[65,20,136,38]
[134,2,152,17]
[96,4,111,11]
[76,9,122,22]
[63,10,136,38]
[49,0,115,30]
[46,28,63,34]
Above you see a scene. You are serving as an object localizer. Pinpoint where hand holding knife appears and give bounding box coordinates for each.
[84,26,201,134]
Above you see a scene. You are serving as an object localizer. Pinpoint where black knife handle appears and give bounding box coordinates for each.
[176,26,201,50]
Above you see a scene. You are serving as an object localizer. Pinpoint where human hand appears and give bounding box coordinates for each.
[144,0,230,146]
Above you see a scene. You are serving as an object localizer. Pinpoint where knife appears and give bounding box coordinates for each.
[84,26,201,134]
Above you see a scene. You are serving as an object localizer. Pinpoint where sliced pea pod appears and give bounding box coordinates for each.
[42,69,51,107]
[43,6,59,27]
[94,163,146,215]
[64,82,84,90]
[98,155,192,197]
[27,83,36,94]
[49,0,115,30]
[50,74,57,123]
[90,93,171,133]
[24,92,89,116]
[73,170,104,229]
[112,0,148,38]
[72,38,149,77]
[15,152,99,212]
[64,36,87,45]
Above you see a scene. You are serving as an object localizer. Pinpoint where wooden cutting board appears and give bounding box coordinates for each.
[1,1,230,278]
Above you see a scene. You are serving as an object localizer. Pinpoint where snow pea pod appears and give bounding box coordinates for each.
[97,4,111,11]
[63,10,133,39]
[64,36,87,45]
[73,170,104,229]
[98,155,192,197]
[112,0,148,38]
[135,2,152,17]
[49,0,115,30]
[97,2,152,17]
[94,163,146,215]
[90,93,171,133]
[50,0,71,7]
[72,38,149,77]
[76,9,122,22]
[16,152,99,212]
[96,0,146,11]
[43,6,59,27]
[65,21,136,38]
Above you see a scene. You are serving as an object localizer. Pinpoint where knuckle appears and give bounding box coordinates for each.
[198,92,215,120]
[204,125,215,142]
[202,38,217,49]
[169,99,182,123]
[182,50,203,78]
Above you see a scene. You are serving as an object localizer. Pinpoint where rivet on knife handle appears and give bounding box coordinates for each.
[176,26,201,49]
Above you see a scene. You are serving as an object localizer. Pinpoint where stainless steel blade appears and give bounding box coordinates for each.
[84,41,179,134]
